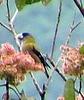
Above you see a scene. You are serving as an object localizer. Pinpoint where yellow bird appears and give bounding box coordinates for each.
[16,32,50,78]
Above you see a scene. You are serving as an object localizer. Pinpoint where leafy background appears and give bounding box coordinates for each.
[0,0,84,99]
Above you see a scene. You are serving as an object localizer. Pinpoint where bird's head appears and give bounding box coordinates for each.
[17,32,31,41]
[16,32,36,50]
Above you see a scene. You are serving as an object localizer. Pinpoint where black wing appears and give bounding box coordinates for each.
[32,47,51,78]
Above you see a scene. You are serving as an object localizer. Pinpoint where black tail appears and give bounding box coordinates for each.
[32,47,50,78]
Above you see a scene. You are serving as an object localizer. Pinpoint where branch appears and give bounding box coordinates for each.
[47,57,66,81]
[29,72,43,96]
[44,57,61,91]
[14,86,21,96]
[6,0,17,37]
[75,88,84,99]
[47,56,66,81]
[9,86,21,99]
[6,0,11,22]
[50,0,62,59]
[0,1,18,37]
[73,0,84,17]
[11,9,18,24]
[6,78,9,100]
[0,22,11,32]
[79,74,82,93]
[65,21,81,45]
[6,0,20,49]
[0,84,6,87]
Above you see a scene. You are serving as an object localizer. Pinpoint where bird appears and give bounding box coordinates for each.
[16,32,50,78]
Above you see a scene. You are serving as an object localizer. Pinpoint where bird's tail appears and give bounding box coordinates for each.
[32,47,51,78]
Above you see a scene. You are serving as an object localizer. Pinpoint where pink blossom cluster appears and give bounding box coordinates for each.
[0,43,44,85]
[60,45,84,76]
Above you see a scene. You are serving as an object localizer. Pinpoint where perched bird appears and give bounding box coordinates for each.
[16,32,50,78]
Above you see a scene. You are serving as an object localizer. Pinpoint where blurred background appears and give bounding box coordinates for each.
[0,0,84,99]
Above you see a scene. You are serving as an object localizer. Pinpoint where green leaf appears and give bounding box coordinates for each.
[26,0,41,4]
[15,0,26,11]
[15,0,41,11]
[42,0,51,5]
[15,0,52,11]
[79,45,84,54]
[64,79,75,100]
[21,90,36,100]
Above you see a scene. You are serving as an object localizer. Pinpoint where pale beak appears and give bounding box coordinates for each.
[17,34,23,41]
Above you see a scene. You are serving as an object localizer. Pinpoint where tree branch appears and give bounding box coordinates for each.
[0,84,6,87]
[65,20,81,45]
[73,0,84,17]
[50,0,62,59]
[0,22,11,32]
[9,86,21,100]
[11,9,18,24]
[6,78,9,100]
[79,74,82,93]
[6,0,11,22]
[44,57,61,91]
[29,72,43,96]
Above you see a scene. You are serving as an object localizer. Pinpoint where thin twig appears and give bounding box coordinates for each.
[11,9,18,24]
[47,56,66,81]
[29,72,43,96]
[79,74,82,93]
[65,12,81,45]
[6,0,11,22]
[6,0,17,36]
[14,86,21,96]
[78,75,84,99]
[9,86,21,99]
[50,0,62,59]
[70,21,81,33]
[55,68,67,81]
[44,57,61,91]
[65,21,81,45]
[73,0,84,17]
[0,84,6,87]
[75,88,84,99]
[6,0,19,49]
[0,22,11,32]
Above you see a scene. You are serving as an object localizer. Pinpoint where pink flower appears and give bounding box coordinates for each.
[0,43,15,55]
[60,45,84,76]
[0,43,44,85]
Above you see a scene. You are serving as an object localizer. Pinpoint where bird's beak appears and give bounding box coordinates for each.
[17,34,23,40]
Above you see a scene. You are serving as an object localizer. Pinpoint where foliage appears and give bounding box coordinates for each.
[79,45,84,54]
[64,79,75,100]
[15,0,51,11]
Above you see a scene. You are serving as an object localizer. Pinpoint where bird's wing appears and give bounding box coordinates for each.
[32,47,51,78]
[32,47,51,69]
